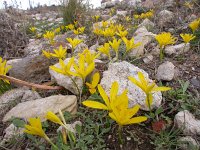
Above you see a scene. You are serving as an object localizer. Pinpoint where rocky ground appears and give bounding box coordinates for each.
[0,0,200,149]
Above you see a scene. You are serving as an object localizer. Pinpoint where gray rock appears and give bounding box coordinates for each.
[74,43,88,55]
[156,61,175,81]
[0,124,23,145]
[116,10,128,17]
[8,55,51,84]
[0,88,41,117]
[126,0,141,7]
[179,136,199,150]
[165,43,190,56]
[138,18,155,30]
[100,61,162,110]
[3,95,77,122]
[129,27,155,57]
[101,1,115,9]
[158,10,174,27]
[49,58,83,95]
[143,55,153,64]
[101,15,111,20]
[174,110,200,135]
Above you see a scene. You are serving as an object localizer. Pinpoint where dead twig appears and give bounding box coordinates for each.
[0,75,63,90]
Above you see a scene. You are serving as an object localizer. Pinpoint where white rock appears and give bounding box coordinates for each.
[156,61,175,81]
[179,136,199,150]
[175,110,200,135]
[126,0,141,7]
[129,27,155,57]
[101,1,115,9]
[0,88,41,117]
[165,43,190,55]
[0,124,23,145]
[49,58,83,95]
[116,10,128,17]
[3,95,77,122]
[55,18,63,22]
[138,18,155,30]
[101,15,110,20]
[158,10,174,27]
[74,43,88,55]
[143,55,153,64]
[100,61,162,110]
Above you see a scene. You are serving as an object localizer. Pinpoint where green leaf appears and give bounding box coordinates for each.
[155,107,164,116]
[12,118,25,128]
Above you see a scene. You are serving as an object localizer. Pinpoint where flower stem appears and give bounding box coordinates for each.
[69,76,81,100]
[45,135,58,150]
[159,47,164,61]
[118,125,123,144]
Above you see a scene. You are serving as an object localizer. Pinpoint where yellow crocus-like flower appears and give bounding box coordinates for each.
[102,21,108,28]
[42,50,51,59]
[78,27,85,34]
[102,28,115,37]
[46,111,64,126]
[109,38,122,59]
[24,118,46,138]
[86,72,100,94]
[125,16,131,22]
[92,15,100,22]
[66,24,75,30]
[189,19,200,33]
[73,29,79,35]
[109,97,147,126]
[116,30,128,38]
[82,81,123,111]
[97,43,111,59]
[93,28,103,36]
[116,24,124,32]
[43,31,55,44]
[180,33,196,43]
[80,49,100,65]
[72,55,95,81]
[66,38,83,52]
[51,45,67,60]
[50,57,75,76]
[0,57,12,83]
[155,32,177,48]
[74,21,78,26]
[54,27,61,34]
[29,27,36,33]
[122,37,141,52]
[128,72,171,107]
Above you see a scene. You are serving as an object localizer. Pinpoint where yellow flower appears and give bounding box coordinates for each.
[116,30,128,38]
[54,27,61,34]
[122,37,141,52]
[66,24,75,30]
[82,81,124,111]
[125,16,131,22]
[155,32,177,48]
[51,45,67,60]
[74,21,78,26]
[102,21,108,28]
[29,27,36,33]
[180,33,196,43]
[80,49,100,65]
[86,72,100,94]
[97,43,111,59]
[128,72,171,106]
[0,57,12,83]
[109,38,122,53]
[73,29,79,35]
[24,118,46,138]
[42,50,51,59]
[116,24,124,32]
[93,28,103,36]
[46,111,64,126]
[189,19,200,33]
[102,28,115,37]
[72,55,95,81]
[109,100,147,126]
[50,57,75,76]
[92,15,100,22]
[43,31,55,44]
[66,38,83,52]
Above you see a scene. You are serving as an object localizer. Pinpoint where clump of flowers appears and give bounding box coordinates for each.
[79,49,100,65]
[155,32,177,61]
[82,81,147,143]
[73,27,85,35]
[29,26,37,33]
[92,15,100,22]
[51,45,67,60]
[0,57,12,83]
[43,31,55,45]
[97,43,111,60]
[134,10,154,19]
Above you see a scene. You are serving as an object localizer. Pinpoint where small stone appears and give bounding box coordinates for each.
[138,18,155,30]
[179,136,199,150]
[165,43,190,55]
[191,77,200,89]
[74,43,88,55]
[116,10,128,17]
[0,124,24,145]
[3,95,77,122]
[158,10,174,27]
[156,61,175,81]
[143,55,153,64]
[174,110,200,135]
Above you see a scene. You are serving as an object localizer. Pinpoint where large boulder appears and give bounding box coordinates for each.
[0,88,41,117]
[100,61,162,110]
[8,55,51,84]
[3,95,77,122]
